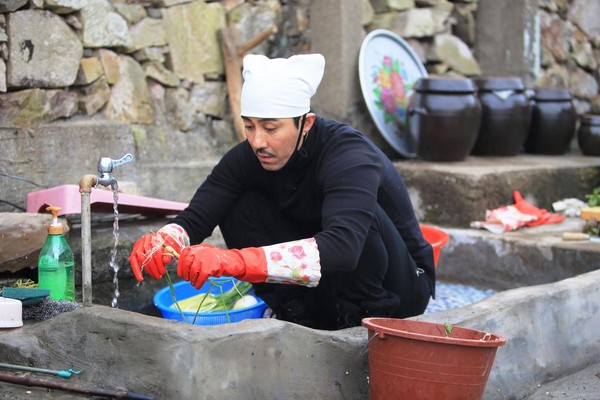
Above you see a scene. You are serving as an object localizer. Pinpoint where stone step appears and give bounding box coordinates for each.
[395,154,600,228]
[434,217,600,291]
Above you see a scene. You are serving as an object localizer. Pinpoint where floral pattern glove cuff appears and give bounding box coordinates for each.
[262,238,321,287]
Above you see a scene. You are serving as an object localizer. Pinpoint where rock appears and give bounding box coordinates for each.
[81,0,132,48]
[569,67,598,100]
[212,118,237,148]
[145,7,162,19]
[361,0,375,26]
[572,98,591,116]
[97,49,120,85]
[451,3,477,46]
[156,0,193,6]
[113,2,146,25]
[569,0,600,38]
[0,59,5,92]
[0,212,69,274]
[127,17,167,53]
[143,61,180,88]
[406,38,427,62]
[570,39,598,71]
[417,0,450,6]
[31,0,86,14]
[6,10,83,89]
[590,95,600,114]
[74,56,104,86]
[63,13,82,29]
[0,0,27,13]
[165,87,195,131]
[104,55,154,124]
[431,1,453,35]
[540,43,557,68]
[162,1,226,84]
[132,46,167,64]
[369,0,415,13]
[536,63,570,88]
[389,0,415,11]
[227,0,282,54]
[189,81,227,118]
[539,0,558,12]
[78,76,111,116]
[434,33,481,75]
[370,8,438,38]
[0,89,78,126]
[540,11,570,62]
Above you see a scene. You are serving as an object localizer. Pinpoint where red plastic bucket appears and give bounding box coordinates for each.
[419,224,449,267]
[362,317,506,400]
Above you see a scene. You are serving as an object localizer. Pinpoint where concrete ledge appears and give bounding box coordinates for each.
[396,154,600,227]
[419,269,600,400]
[1,270,599,399]
[0,308,369,399]
[436,218,600,290]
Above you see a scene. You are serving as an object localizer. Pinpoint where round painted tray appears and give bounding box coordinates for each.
[358,29,428,158]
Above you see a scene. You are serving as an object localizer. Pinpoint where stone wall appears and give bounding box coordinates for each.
[0,0,310,210]
[537,0,600,115]
[1,0,599,212]
[365,0,600,115]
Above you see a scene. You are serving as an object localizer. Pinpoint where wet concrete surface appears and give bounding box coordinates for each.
[528,363,600,400]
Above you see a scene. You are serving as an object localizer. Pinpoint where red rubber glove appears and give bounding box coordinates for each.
[177,244,267,289]
[513,191,565,226]
[129,224,188,281]
[513,191,546,219]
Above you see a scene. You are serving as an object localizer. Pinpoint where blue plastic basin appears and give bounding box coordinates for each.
[154,278,267,326]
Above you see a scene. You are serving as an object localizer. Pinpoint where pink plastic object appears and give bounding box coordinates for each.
[26,184,188,216]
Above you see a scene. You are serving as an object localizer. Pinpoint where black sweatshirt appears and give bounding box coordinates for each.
[172,116,434,282]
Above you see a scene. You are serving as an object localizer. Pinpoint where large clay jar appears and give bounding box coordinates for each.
[525,88,577,155]
[471,77,531,156]
[577,114,600,156]
[407,78,481,162]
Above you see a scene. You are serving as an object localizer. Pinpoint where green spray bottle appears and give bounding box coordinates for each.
[38,206,75,301]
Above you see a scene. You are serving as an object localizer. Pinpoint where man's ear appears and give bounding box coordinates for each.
[303,113,317,132]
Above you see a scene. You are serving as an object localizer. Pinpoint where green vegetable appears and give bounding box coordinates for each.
[586,186,600,207]
[172,280,253,313]
[444,323,453,337]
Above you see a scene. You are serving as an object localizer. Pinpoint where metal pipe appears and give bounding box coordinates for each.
[0,362,82,378]
[0,372,154,399]
[79,174,97,307]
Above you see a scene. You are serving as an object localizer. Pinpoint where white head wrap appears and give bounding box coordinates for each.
[240,54,325,118]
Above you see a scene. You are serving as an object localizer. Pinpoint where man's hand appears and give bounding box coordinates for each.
[129,224,189,281]
[177,244,266,289]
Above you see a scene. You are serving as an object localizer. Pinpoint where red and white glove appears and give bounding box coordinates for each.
[513,191,565,227]
[177,238,322,289]
[129,224,189,281]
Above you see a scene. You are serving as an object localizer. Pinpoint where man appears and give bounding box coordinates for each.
[129,53,435,330]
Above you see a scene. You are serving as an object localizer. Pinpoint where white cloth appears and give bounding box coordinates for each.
[240,54,325,118]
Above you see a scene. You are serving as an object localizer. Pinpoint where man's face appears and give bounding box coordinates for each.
[242,114,314,171]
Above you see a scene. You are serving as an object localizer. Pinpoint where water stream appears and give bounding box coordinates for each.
[109,189,120,308]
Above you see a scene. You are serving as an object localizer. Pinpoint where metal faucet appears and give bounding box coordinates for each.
[97,154,134,190]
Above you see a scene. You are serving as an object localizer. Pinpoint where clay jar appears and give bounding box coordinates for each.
[471,77,531,156]
[577,114,600,156]
[407,78,481,161]
[525,88,577,155]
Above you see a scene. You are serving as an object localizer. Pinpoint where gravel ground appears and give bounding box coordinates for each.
[425,280,496,314]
